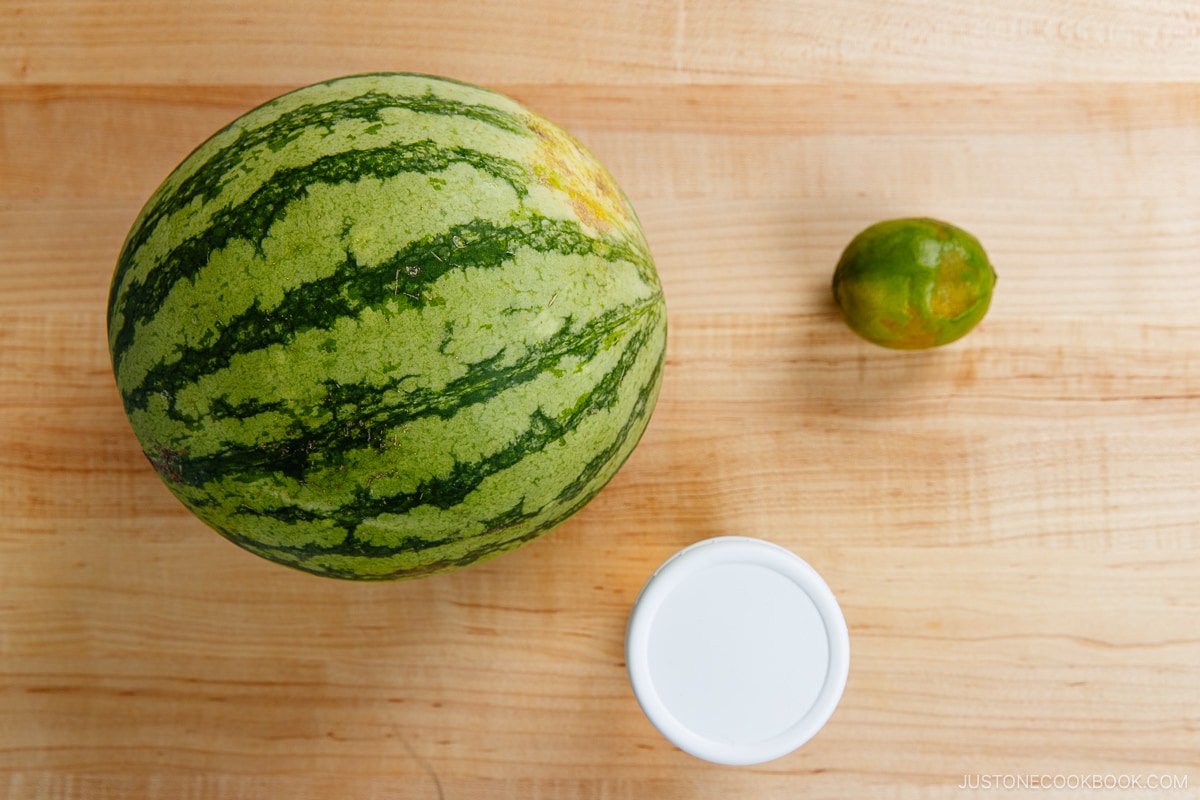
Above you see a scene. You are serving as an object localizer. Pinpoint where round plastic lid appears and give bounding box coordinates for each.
[625,536,850,765]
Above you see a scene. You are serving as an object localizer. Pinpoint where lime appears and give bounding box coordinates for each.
[832,218,996,349]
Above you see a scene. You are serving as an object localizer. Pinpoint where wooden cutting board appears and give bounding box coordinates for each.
[2,2,1198,797]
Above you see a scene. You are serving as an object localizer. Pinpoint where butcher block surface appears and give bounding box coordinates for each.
[2,2,1199,797]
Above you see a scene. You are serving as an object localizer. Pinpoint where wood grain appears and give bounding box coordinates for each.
[3,1,1200,86]
[3,1,1200,798]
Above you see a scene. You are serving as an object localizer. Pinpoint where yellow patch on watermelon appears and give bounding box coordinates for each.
[526,113,631,236]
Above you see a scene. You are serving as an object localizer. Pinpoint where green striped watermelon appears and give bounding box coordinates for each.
[107,73,667,580]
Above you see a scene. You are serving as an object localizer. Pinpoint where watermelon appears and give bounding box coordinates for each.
[107,73,667,580]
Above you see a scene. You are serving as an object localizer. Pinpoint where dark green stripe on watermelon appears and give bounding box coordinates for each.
[205,307,665,580]
[119,215,651,418]
[112,80,530,294]
[155,297,661,490]
[109,139,530,370]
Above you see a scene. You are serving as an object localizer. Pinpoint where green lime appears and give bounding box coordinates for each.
[832,218,996,350]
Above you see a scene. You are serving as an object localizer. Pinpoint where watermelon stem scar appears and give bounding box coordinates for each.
[148,445,190,485]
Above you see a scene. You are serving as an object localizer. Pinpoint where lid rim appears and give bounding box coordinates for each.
[625,536,850,766]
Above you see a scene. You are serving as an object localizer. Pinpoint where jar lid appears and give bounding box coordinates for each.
[625,536,850,765]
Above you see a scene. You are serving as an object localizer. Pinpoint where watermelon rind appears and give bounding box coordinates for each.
[108,73,667,580]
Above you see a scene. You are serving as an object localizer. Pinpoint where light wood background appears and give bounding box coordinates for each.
[3,2,1199,798]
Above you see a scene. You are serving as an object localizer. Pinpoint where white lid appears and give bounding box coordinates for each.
[625,536,850,765]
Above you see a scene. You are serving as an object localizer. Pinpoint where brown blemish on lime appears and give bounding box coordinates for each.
[929,248,976,320]
[878,300,941,350]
